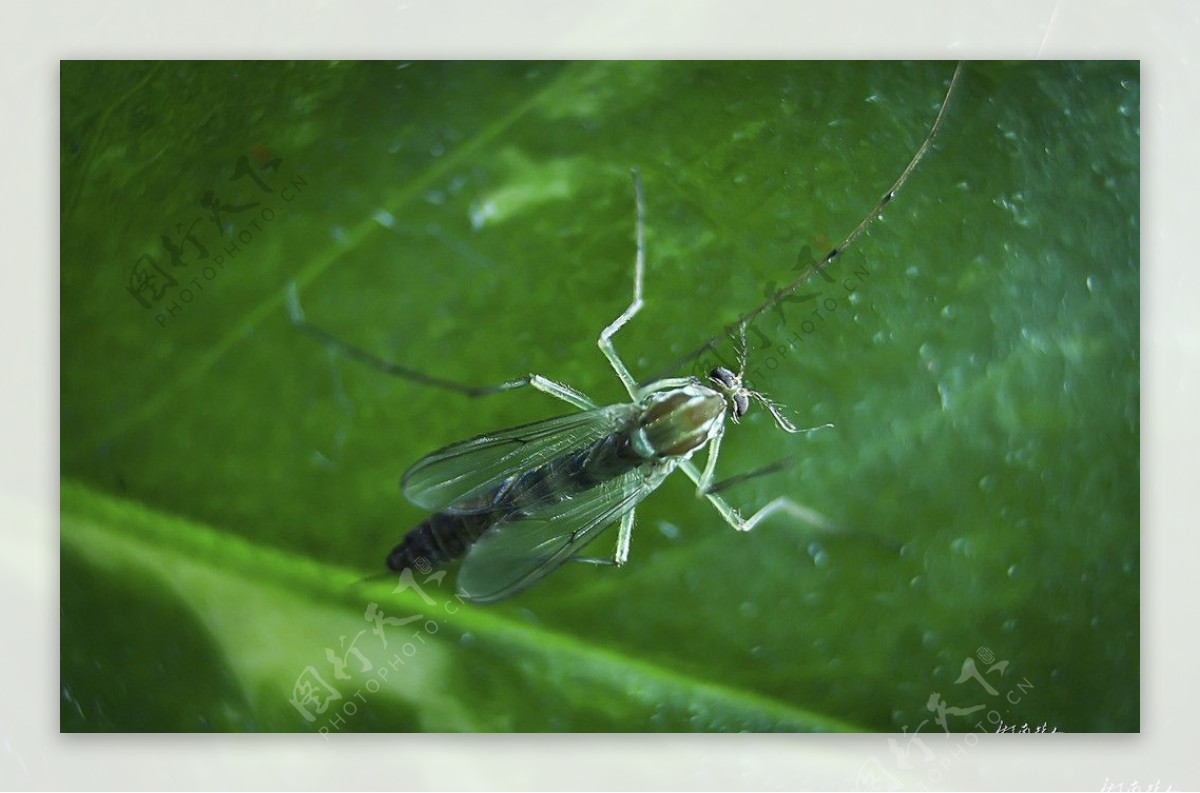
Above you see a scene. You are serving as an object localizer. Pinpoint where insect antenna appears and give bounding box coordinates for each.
[727,310,835,435]
[747,389,800,433]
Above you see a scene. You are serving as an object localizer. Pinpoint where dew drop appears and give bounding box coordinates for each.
[372,208,395,228]
[469,199,496,230]
[657,521,681,541]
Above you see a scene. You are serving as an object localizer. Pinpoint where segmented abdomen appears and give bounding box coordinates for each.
[387,426,648,572]
[387,508,497,571]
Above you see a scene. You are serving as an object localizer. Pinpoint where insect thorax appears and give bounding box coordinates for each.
[631,384,726,460]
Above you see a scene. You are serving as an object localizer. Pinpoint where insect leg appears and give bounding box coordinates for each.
[645,62,964,383]
[288,281,597,409]
[635,376,695,399]
[693,425,726,496]
[679,460,837,534]
[704,456,794,494]
[613,507,634,564]
[596,169,646,400]
[570,508,635,566]
[528,375,597,410]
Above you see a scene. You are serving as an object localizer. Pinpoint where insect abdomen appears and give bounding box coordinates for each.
[386,509,498,571]
[387,431,645,572]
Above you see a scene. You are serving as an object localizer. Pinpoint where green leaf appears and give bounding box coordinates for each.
[62,479,857,731]
[62,61,1139,732]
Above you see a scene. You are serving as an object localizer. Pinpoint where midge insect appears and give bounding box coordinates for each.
[289,63,963,604]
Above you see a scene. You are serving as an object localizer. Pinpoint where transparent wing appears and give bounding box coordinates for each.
[401,404,636,512]
[456,461,677,603]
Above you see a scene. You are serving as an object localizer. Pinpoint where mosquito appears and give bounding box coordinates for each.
[288,63,963,604]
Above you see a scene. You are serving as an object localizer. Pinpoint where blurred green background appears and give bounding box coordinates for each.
[60,61,1138,732]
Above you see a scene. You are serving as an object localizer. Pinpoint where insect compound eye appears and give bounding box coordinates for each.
[709,367,736,389]
[733,392,750,418]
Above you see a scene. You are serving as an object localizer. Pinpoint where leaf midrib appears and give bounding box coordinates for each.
[61,477,863,732]
[76,62,591,456]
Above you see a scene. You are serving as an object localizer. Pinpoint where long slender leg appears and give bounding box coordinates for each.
[705,456,794,495]
[597,169,646,399]
[694,427,725,496]
[635,376,695,399]
[288,281,597,409]
[643,63,964,384]
[614,506,634,563]
[527,376,597,410]
[571,508,636,566]
[679,460,837,534]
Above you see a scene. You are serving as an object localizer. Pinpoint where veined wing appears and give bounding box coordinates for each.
[456,460,678,603]
[401,403,637,512]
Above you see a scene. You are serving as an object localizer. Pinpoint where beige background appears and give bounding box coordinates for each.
[10,0,1190,789]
